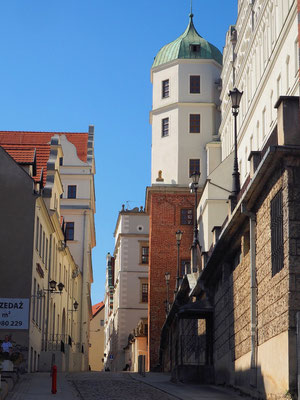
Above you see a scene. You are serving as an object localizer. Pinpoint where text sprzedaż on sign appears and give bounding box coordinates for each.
[0,298,29,330]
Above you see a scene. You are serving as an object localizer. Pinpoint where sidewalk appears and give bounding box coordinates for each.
[130,372,247,400]
[5,373,80,400]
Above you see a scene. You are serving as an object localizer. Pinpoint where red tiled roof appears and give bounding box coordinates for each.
[2,144,50,186]
[2,146,35,164]
[92,301,104,317]
[0,131,89,163]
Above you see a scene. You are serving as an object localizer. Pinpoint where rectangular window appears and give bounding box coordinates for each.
[141,283,148,303]
[190,76,200,93]
[189,159,200,177]
[42,231,45,262]
[189,114,200,133]
[100,320,104,327]
[35,217,39,250]
[181,208,193,225]
[271,190,284,276]
[67,185,77,199]
[162,118,169,137]
[162,79,169,98]
[65,222,74,241]
[39,224,42,256]
[181,259,191,276]
[45,238,48,269]
[32,278,36,321]
[141,246,149,264]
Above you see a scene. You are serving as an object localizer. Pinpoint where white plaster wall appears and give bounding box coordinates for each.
[61,176,90,199]
[178,61,221,104]
[151,108,179,184]
[152,64,179,109]
[220,0,299,187]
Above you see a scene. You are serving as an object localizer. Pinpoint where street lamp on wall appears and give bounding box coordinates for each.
[68,301,79,312]
[48,280,64,294]
[228,87,243,204]
[175,230,183,293]
[164,272,171,316]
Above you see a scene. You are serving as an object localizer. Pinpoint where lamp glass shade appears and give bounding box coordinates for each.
[191,171,200,185]
[57,282,64,292]
[49,280,57,290]
[228,88,243,109]
[176,230,183,242]
[165,272,171,283]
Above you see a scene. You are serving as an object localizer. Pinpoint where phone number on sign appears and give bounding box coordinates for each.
[0,321,23,327]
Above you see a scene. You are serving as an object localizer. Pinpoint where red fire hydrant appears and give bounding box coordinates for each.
[52,365,57,394]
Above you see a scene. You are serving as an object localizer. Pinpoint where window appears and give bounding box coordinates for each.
[162,118,169,137]
[189,159,200,177]
[45,238,48,269]
[59,157,63,166]
[42,231,45,262]
[39,224,42,256]
[32,278,36,321]
[189,114,200,133]
[271,190,284,276]
[65,222,74,241]
[190,76,200,93]
[190,44,200,53]
[35,217,39,250]
[181,208,193,225]
[100,320,104,327]
[141,283,148,303]
[181,260,191,276]
[141,246,149,264]
[68,185,77,199]
[162,79,169,98]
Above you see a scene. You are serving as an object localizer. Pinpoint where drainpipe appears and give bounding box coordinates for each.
[241,203,257,386]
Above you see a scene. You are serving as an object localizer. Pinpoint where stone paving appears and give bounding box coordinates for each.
[68,372,176,400]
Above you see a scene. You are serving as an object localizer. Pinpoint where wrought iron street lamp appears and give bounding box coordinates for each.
[190,171,200,247]
[68,300,79,312]
[228,87,243,201]
[165,271,171,316]
[48,280,64,294]
[175,230,183,293]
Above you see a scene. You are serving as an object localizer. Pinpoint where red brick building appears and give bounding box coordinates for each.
[146,186,195,369]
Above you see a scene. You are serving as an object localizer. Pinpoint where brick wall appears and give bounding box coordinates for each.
[148,189,194,369]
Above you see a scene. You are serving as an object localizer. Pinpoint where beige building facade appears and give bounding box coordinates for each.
[89,302,105,371]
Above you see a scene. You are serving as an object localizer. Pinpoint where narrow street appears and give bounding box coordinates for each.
[6,371,247,400]
[69,372,175,400]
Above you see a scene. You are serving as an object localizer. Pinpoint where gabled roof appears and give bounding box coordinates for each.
[1,144,50,186]
[92,301,104,317]
[0,131,89,163]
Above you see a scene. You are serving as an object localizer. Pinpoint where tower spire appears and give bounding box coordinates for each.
[190,0,193,18]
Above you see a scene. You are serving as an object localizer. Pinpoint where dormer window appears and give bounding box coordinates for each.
[190,44,200,53]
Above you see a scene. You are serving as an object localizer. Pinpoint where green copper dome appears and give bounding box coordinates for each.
[152,14,222,68]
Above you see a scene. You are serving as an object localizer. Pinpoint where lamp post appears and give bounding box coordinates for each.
[175,230,183,293]
[165,272,170,315]
[190,171,200,247]
[228,88,243,201]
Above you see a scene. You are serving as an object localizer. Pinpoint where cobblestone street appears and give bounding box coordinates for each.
[68,372,176,400]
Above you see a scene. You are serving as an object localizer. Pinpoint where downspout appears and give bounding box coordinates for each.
[241,203,257,386]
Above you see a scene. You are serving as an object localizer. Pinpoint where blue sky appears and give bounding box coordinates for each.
[0,1,237,304]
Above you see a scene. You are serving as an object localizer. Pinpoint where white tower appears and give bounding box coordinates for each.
[150,13,222,187]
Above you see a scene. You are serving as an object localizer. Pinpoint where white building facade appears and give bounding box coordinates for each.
[104,207,149,371]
